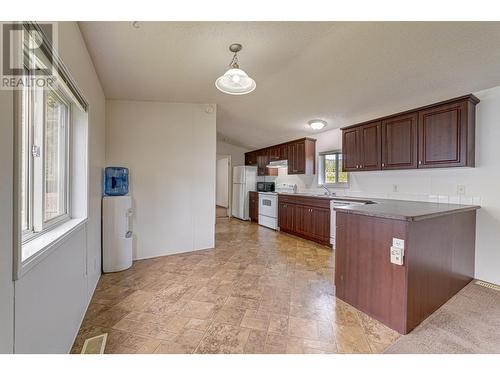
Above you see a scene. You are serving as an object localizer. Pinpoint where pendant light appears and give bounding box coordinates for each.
[215,43,256,95]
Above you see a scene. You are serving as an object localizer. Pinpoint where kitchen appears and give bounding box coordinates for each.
[232,94,480,334]
[3,15,500,366]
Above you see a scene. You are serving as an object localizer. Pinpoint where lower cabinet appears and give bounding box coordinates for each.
[278,201,294,232]
[278,195,331,246]
[249,191,259,222]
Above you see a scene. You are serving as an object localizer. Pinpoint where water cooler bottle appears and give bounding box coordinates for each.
[102,167,133,273]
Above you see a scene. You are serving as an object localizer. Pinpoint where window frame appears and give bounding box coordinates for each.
[21,83,72,245]
[317,150,349,188]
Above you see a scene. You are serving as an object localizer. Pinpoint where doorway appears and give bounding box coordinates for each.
[216,155,231,218]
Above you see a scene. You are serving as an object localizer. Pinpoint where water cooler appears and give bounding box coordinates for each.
[102,167,133,273]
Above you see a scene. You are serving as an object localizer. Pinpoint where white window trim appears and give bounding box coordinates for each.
[12,22,90,281]
[21,84,72,245]
[317,150,349,188]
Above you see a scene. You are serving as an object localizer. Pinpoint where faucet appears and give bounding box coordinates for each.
[321,184,335,196]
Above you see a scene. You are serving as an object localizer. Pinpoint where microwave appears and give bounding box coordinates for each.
[257,182,275,192]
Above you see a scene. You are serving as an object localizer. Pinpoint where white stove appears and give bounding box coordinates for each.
[258,184,297,230]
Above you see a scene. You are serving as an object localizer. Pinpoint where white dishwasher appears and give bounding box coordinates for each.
[330,200,368,249]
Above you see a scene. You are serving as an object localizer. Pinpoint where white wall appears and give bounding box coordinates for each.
[216,140,248,167]
[106,100,216,260]
[0,22,106,353]
[274,86,500,285]
[0,91,14,353]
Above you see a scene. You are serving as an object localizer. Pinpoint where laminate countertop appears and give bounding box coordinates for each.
[274,192,480,221]
[333,198,480,221]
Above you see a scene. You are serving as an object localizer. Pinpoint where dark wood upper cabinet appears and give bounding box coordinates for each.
[287,141,307,174]
[418,98,476,168]
[269,146,280,161]
[279,144,288,160]
[256,150,278,176]
[342,128,361,171]
[245,151,257,166]
[359,122,381,170]
[245,138,316,175]
[381,112,418,170]
[342,94,479,172]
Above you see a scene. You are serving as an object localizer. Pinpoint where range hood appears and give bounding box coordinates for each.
[266,160,288,169]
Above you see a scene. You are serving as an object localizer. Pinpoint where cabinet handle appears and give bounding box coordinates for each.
[382,163,385,167]
[419,160,422,165]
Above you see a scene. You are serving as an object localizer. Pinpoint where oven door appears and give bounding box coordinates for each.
[259,194,277,218]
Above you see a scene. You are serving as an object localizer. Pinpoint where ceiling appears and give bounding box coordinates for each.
[79,21,500,149]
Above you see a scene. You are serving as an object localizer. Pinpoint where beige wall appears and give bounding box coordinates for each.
[106,100,217,260]
[216,140,249,167]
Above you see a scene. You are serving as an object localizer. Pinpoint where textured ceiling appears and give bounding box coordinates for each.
[79,21,500,149]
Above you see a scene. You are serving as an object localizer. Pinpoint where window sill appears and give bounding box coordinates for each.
[317,183,349,189]
[18,218,87,279]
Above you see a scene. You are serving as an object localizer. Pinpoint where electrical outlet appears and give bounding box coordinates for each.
[393,184,399,193]
[390,246,404,265]
[457,185,466,195]
[392,238,405,249]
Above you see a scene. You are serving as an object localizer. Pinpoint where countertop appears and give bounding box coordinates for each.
[259,191,480,221]
[334,198,480,221]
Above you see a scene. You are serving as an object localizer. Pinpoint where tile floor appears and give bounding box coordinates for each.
[71,218,400,354]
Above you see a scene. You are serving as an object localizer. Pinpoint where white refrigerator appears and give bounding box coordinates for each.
[232,166,257,220]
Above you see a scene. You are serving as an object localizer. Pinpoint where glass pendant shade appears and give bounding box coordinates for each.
[215,68,256,95]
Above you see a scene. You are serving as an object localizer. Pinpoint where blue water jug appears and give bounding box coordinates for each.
[104,167,129,196]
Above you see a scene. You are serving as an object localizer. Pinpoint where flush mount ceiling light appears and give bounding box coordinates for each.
[215,43,256,95]
[308,119,327,130]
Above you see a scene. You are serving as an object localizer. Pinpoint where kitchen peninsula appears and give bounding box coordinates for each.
[334,200,480,334]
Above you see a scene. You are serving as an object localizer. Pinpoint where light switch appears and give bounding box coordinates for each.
[392,238,405,249]
[390,246,404,266]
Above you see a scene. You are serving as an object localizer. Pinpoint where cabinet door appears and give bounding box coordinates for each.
[245,152,257,166]
[279,144,288,160]
[381,113,418,170]
[359,122,381,170]
[295,142,306,174]
[257,152,268,176]
[418,101,468,168]
[255,150,276,176]
[294,205,313,235]
[269,146,280,161]
[249,194,258,222]
[278,202,294,231]
[288,142,306,174]
[311,207,330,243]
[287,143,297,174]
[342,128,360,171]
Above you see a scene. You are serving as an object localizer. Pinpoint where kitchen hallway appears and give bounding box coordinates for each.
[71,218,400,354]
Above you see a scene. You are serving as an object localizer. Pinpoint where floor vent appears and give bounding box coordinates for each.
[475,280,500,292]
[81,333,107,354]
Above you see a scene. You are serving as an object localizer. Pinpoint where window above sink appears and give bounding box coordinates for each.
[318,150,349,188]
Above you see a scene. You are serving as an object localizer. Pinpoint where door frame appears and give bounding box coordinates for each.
[216,154,232,218]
